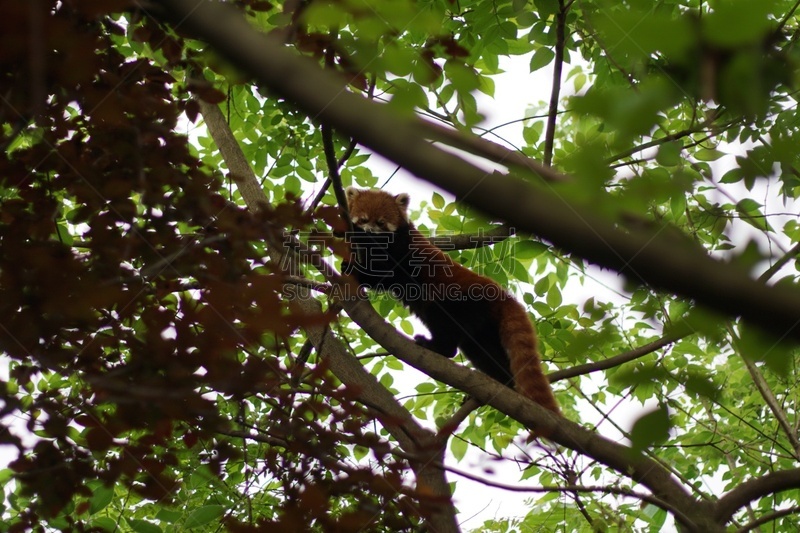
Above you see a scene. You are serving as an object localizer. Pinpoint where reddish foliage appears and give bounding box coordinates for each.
[0,1,423,531]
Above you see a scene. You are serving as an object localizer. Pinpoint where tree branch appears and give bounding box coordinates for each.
[421,121,566,182]
[395,439,694,527]
[605,115,729,164]
[715,468,800,524]
[321,122,350,228]
[735,505,800,533]
[436,397,480,440]
[441,466,694,527]
[318,272,720,530]
[759,242,800,282]
[543,0,567,167]
[729,326,800,459]
[548,333,682,383]
[429,225,515,250]
[160,0,800,343]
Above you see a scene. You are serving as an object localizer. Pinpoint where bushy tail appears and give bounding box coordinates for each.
[498,300,560,415]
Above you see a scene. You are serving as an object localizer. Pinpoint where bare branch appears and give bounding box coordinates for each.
[305,138,357,215]
[606,115,732,164]
[321,122,350,228]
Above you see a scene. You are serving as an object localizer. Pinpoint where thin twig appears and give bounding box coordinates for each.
[548,333,682,383]
[436,397,480,440]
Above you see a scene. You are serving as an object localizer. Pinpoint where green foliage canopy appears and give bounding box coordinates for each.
[1,0,800,531]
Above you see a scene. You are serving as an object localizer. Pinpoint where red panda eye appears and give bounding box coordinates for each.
[376,220,386,227]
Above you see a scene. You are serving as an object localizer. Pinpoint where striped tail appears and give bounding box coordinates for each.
[498,300,560,415]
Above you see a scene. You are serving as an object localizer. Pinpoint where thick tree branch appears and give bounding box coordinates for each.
[715,468,800,524]
[332,288,723,531]
[160,0,800,343]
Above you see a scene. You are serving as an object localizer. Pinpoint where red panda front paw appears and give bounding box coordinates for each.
[414,335,457,358]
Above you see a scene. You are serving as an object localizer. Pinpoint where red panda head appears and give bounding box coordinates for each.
[345,187,410,232]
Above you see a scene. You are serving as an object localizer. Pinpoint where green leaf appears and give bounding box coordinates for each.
[89,485,114,515]
[432,192,445,209]
[593,9,693,66]
[155,508,183,523]
[629,404,671,453]
[738,323,792,376]
[383,44,416,77]
[184,505,225,529]
[736,198,773,232]
[514,240,548,260]
[533,0,559,17]
[477,74,495,97]
[128,519,163,533]
[694,148,725,161]
[670,193,686,221]
[720,168,743,183]
[90,516,118,532]
[546,287,562,308]
[296,166,316,182]
[444,61,480,92]
[450,435,468,461]
[704,0,773,47]
[656,141,682,167]
[353,445,369,461]
[388,79,428,114]
[529,47,555,73]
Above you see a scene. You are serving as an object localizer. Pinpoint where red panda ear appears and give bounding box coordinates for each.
[395,193,410,211]
[345,187,360,204]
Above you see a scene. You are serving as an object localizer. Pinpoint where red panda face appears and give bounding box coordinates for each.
[345,187,410,232]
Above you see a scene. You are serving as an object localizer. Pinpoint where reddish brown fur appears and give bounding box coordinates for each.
[345,187,560,417]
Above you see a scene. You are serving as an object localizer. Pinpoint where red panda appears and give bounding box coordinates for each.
[343,187,560,416]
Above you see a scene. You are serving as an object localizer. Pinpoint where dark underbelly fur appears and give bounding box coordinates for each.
[408,298,513,386]
[344,227,514,387]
